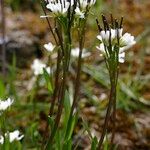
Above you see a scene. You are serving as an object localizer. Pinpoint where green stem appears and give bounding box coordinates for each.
[110,65,119,149]
[43,48,61,144]
[97,78,116,150]
[45,20,72,149]
[49,48,61,117]
[110,91,116,150]
[64,18,87,140]
[45,56,68,150]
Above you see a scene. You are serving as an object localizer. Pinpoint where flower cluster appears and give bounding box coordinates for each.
[45,0,96,18]
[75,0,97,18]
[0,99,23,145]
[96,15,136,63]
[0,130,24,144]
[31,59,51,76]
[0,98,14,113]
[46,0,70,16]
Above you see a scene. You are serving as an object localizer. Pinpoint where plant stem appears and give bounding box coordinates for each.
[110,66,119,149]
[41,1,58,45]
[45,50,68,149]
[45,21,72,149]
[41,3,61,140]
[49,48,61,116]
[110,88,116,150]
[64,18,87,140]
[43,48,61,144]
[48,25,65,117]
[97,80,115,150]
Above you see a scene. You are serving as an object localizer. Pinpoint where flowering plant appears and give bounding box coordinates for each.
[96,15,136,64]
[96,15,136,149]
[0,130,24,144]
[0,98,24,148]
[0,98,13,112]
[40,0,96,149]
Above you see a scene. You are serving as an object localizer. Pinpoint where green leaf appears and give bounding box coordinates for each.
[0,79,5,98]
[64,113,78,142]
[82,118,92,139]
[55,131,61,150]
[103,135,109,150]
[57,16,68,32]
[63,138,72,150]
[119,81,137,100]
[91,136,98,150]
[3,135,10,150]
[83,65,109,88]
[64,90,71,123]
[43,68,53,94]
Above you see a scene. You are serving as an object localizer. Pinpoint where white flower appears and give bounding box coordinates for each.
[71,47,91,58]
[75,7,85,19]
[119,32,136,53]
[79,0,96,9]
[119,52,125,63]
[97,35,102,41]
[44,42,55,52]
[45,67,51,74]
[46,0,70,16]
[97,29,135,49]
[118,28,123,37]
[97,28,136,63]
[120,33,136,50]
[31,59,46,76]
[80,0,88,9]
[7,130,24,143]
[98,29,122,45]
[0,98,14,111]
[31,59,51,76]
[96,43,105,53]
[0,130,24,144]
[89,0,96,6]
[96,43,125,63]
[100,30,111,42]
[0,136,4,144]
[45,0,96,17]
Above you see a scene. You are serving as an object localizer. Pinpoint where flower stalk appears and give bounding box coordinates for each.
[41,0,97,148]
[64,10,89,140]
[96,15,136,149]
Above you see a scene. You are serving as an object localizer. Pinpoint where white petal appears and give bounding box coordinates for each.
[75,7,85,18]
[45,67,51,74]
[71,47,90,58]
[44,42,55,52]
[120,40,136,53]
[46,0,70,15]
[0,136,4,144]
[96,43,105,53]
[31,59,46,76]
[5,130,24,143]
[120,32,136,47]
[0,98,14,111]
[119,52,125,63]
[97,35,102,41]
